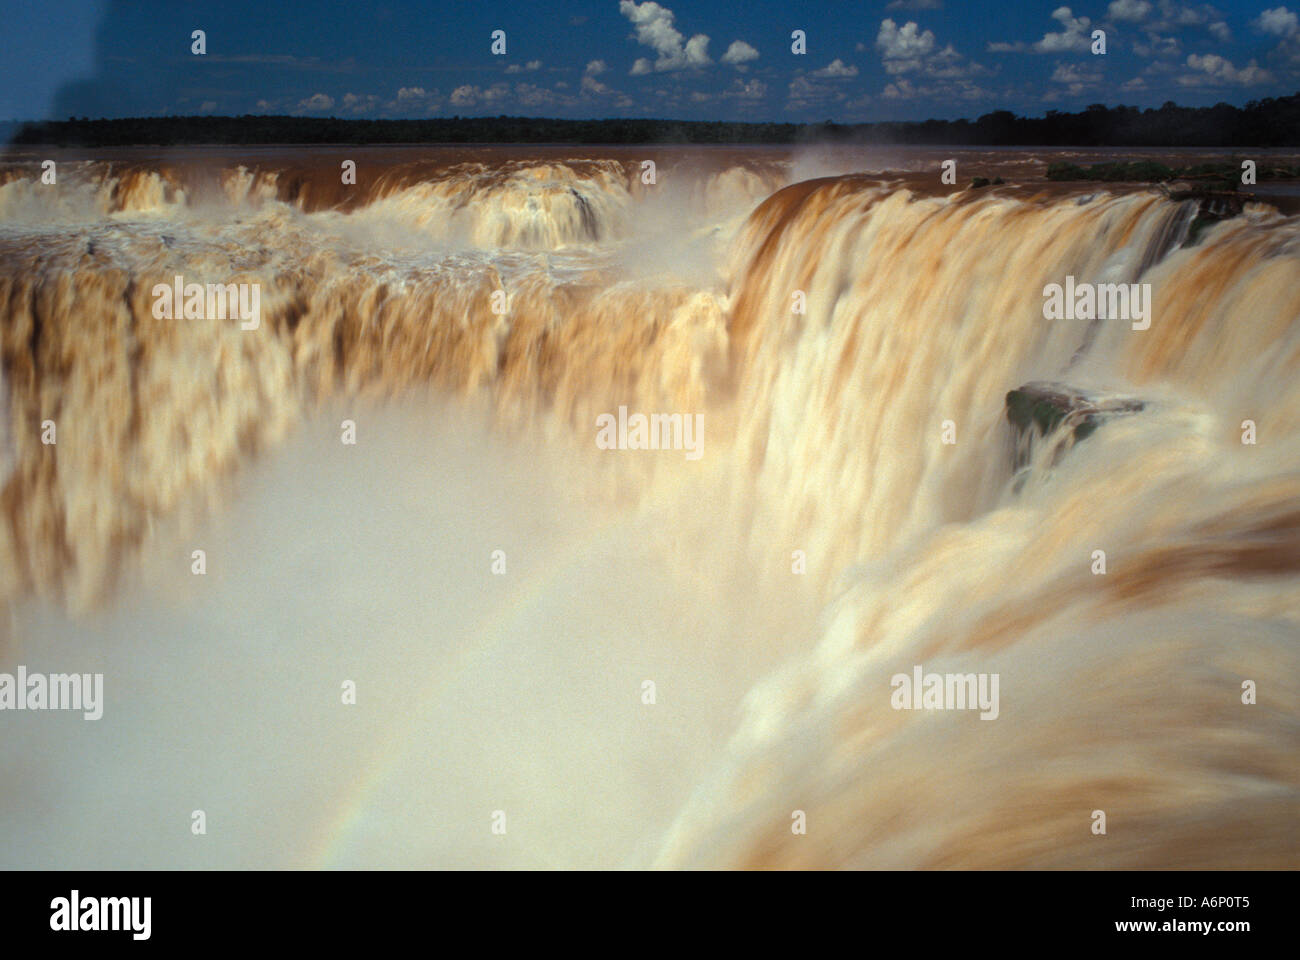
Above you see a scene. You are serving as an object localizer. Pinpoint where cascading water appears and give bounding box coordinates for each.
[0,149,1295,868]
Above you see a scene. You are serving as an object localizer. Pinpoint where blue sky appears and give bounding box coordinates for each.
[1,0,1298,122]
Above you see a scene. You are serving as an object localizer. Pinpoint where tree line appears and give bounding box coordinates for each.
[6,94,1300,147]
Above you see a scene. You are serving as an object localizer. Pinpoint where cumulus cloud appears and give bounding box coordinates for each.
[505,60,542,74]
[1107,0,1152,21]
[1180,53,1274,84]
[988,7,1095,53]
[340,92,381,115]
[876,20,990,79]
[1255,6,1299,35]
[726,77,767,101]
[619,1,711,72]
[296,93,334,112]
[1034,7,1094,52]
[448,86,477,107]
[448,83,510,107]
[1149,1,1220,30]
[1051,61,1103,94]
[512,82,557,107]
[786,75,849,109]
[876,18,936,73]
[581,61,617,96]
[880,76,989,101]
[387,87,443,116]
[1133,33,1182,56]
[813,58,859,77]
[882,78,920,98]
[877,71,992,101]
[721,40,760,65]
[926,43,992,78]
[994,0,1226,53]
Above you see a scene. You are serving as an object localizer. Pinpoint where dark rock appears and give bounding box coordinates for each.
[1006,381,1145,477]
[1159,182,1251,246]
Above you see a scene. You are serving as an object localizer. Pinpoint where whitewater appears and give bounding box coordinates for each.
[0,146,1296,868]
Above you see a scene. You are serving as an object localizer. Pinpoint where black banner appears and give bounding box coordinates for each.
[3,870,1286,947]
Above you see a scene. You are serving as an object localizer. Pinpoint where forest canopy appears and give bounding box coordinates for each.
[6,95,1300,147]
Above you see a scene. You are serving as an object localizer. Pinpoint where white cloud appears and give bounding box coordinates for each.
[787,76,819,101]
[882,78,920,99]
[726,77,767,101]
[581,62,616,96]
[1104,0,1233,42]
[876,21,989,78]
[876,19,936,73]
[512,82,556,107]
[887,0,943,8]
[1150,1,1219,30]
[630,58,653,75]
[296,93,334,112]
[813,58,859,77]
[448,86,477,107]
[1107,0,1152,21]
[1255,6,1299,35]
[721,40,760,65]
[986,7,1094,53]
[448,83,510,107]
[1180,53,1274,84]
[1051,63,1100,83]
[341,92,381,115]
[786,75,849,109]
[926,43,991,78]
[619,1,711,71]
[1133,33,1182,56]
[879,76,992,102]
[199,101,217,113]
[505,60,542,74]
[1051,62,1102,95]
[1034,7,1093,52]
